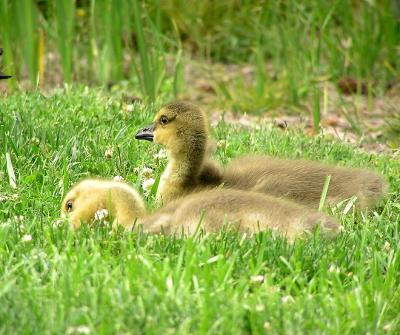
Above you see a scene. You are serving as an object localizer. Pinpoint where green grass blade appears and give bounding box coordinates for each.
[319,174,331,211]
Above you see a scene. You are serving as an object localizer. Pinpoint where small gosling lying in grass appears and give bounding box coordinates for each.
[61,179,147,229]
[135,101,388,209]
[61,179,340,240]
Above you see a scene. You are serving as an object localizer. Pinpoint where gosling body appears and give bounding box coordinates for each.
[61,179,340,240]
[224,156,388,209]
[136,101,388,209]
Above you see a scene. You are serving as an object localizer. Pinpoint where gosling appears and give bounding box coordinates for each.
[61,179,341,240]
[135,101,388,209]
[136,101,222,203]
[61,179,147,229]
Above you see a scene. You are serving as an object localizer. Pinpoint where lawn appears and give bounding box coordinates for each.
[0,89,399,334]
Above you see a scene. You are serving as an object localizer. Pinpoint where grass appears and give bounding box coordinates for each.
[1,1,398,110]
[0,88,399,334]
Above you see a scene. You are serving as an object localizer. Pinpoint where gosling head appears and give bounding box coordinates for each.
[0,48,11,80]
[61,179,146,230]
[135,101,208,156]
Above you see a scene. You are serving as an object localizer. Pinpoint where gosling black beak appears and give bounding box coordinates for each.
[135,123,155,141]
[0,74,11,80]
[0,48,11,80]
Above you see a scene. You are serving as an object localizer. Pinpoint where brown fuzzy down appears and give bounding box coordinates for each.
[61,179,341,241]
[145,101,388,209]
[223,156,388,209]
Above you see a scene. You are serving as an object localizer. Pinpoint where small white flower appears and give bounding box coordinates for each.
[53,218,66,227]
[21,234,32,242]
[0,194,18,203]
[153,149,167,161]
[113,175,124,182]
[281,295,294,304]
[383,241,391,251]
[104,146,113,159]
[14,215,24,222]
[217,140,227,148]
[206,255,223,264]
[341,37,352,49]
[141,167,153,178]
[255,304,265,312]
[250,275,265,284]
[166,276,174,291]
[66,325,91,335]
[126,104,134,112]
[263,321,271,330]
[142,178,155,194]
[383,323,392,332]
[30,137,40,145]
[94,209,109,221]
[328,264,340,274]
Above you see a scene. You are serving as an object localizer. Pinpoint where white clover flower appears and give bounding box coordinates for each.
[141,167,153,178]
[66,325,91,335]
[153,149,167,161]
[328,264,340,274]
[30,137,40,145]
[383,323,392,332]
[255,304,265,312]
[21,234,32,243]
[281,295,294,304]
[113,175,124,182]
[126,104,134,112]
[142,178,155,194]
[14,215,24,222]
[383,241,391,251]
[263,322,271,330]
[104,146,113,159]
[250,275,265,284]
[217,140,227,148]
[206,255,223,264]
[53,218,66,227]
[94,209,109,221]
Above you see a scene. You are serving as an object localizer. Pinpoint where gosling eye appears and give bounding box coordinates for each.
[159,115,169,125]
[66,200,73,212]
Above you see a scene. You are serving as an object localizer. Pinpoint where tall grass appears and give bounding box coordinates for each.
[54,0,75,83]
[14,0,39,85]
[0,0,14,84]
[0,0,398,106]
[132,0,166,102]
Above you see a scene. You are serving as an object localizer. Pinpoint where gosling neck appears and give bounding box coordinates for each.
[166,135,207,185]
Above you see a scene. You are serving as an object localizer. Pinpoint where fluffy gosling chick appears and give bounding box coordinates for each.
[136,101,388,209]
[61,179,146,229]
[135,101,223,204]
[61,179,340,240]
